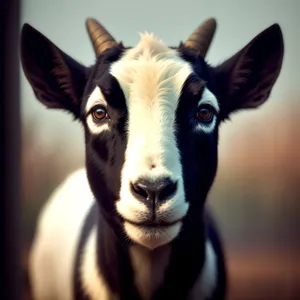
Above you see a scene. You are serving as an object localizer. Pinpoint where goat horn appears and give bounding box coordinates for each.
[184,18,217,57]
[86,18,118,56]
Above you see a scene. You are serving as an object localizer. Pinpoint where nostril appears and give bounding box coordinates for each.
[158,180,177,201]
[130,182,149,200]
[130,178,177,204]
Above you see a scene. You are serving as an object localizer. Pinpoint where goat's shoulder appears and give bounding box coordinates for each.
[33,168,94,245]
[29,168,95,300]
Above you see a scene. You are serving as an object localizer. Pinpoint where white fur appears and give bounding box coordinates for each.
[196,88,219,134]
[189,241,217,300]
[80,228,117,300]
[124,221,182,250]
[85,86,110,135]
[129,243,171,300]
[110,34,192,249]
[29,169,95,300]
[199,87,220,113]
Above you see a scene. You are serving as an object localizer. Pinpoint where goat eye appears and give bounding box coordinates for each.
[196,105,215,123]
[91,106,107,122]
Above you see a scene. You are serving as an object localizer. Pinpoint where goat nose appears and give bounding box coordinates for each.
[130,178,177,205]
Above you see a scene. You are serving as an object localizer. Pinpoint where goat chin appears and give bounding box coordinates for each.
[123,221,182,250]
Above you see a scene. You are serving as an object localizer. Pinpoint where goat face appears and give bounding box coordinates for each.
[21,19,284,249]
[82,39,221,249]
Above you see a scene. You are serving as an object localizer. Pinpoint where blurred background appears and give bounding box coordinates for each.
[21,0,299,299]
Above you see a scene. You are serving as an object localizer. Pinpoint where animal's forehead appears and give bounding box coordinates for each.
[109,33,194,102]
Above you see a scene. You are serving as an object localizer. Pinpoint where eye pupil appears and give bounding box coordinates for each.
[92,107,106,121]
[196,106,214,122]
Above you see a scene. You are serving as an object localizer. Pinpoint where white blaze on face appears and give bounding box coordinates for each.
[109,34,193,249]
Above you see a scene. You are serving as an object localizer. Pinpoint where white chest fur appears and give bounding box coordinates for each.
[129,244,171,300]
[189,241,217,300]
[129,241,217,300]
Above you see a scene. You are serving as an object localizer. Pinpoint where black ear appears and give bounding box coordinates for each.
[21,24,88,117]
[214,24,284,120]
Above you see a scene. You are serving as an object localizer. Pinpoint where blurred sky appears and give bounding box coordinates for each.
[20,0,300,157]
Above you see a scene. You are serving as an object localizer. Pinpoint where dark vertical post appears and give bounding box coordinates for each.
[0,0,21,299]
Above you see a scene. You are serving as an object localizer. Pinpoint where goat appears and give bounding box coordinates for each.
[21,17,284,300]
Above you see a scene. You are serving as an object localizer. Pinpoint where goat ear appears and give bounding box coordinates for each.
[21,24,87,117]
[214,24,284,120]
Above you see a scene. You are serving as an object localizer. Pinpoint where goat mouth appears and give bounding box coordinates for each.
[123,218,182,228]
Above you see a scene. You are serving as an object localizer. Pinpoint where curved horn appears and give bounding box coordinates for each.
[86,18,118,56]
[184,18,217,57]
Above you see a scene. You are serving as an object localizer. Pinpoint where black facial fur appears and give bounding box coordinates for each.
[176,51,220,213]
[80,48,129,224]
